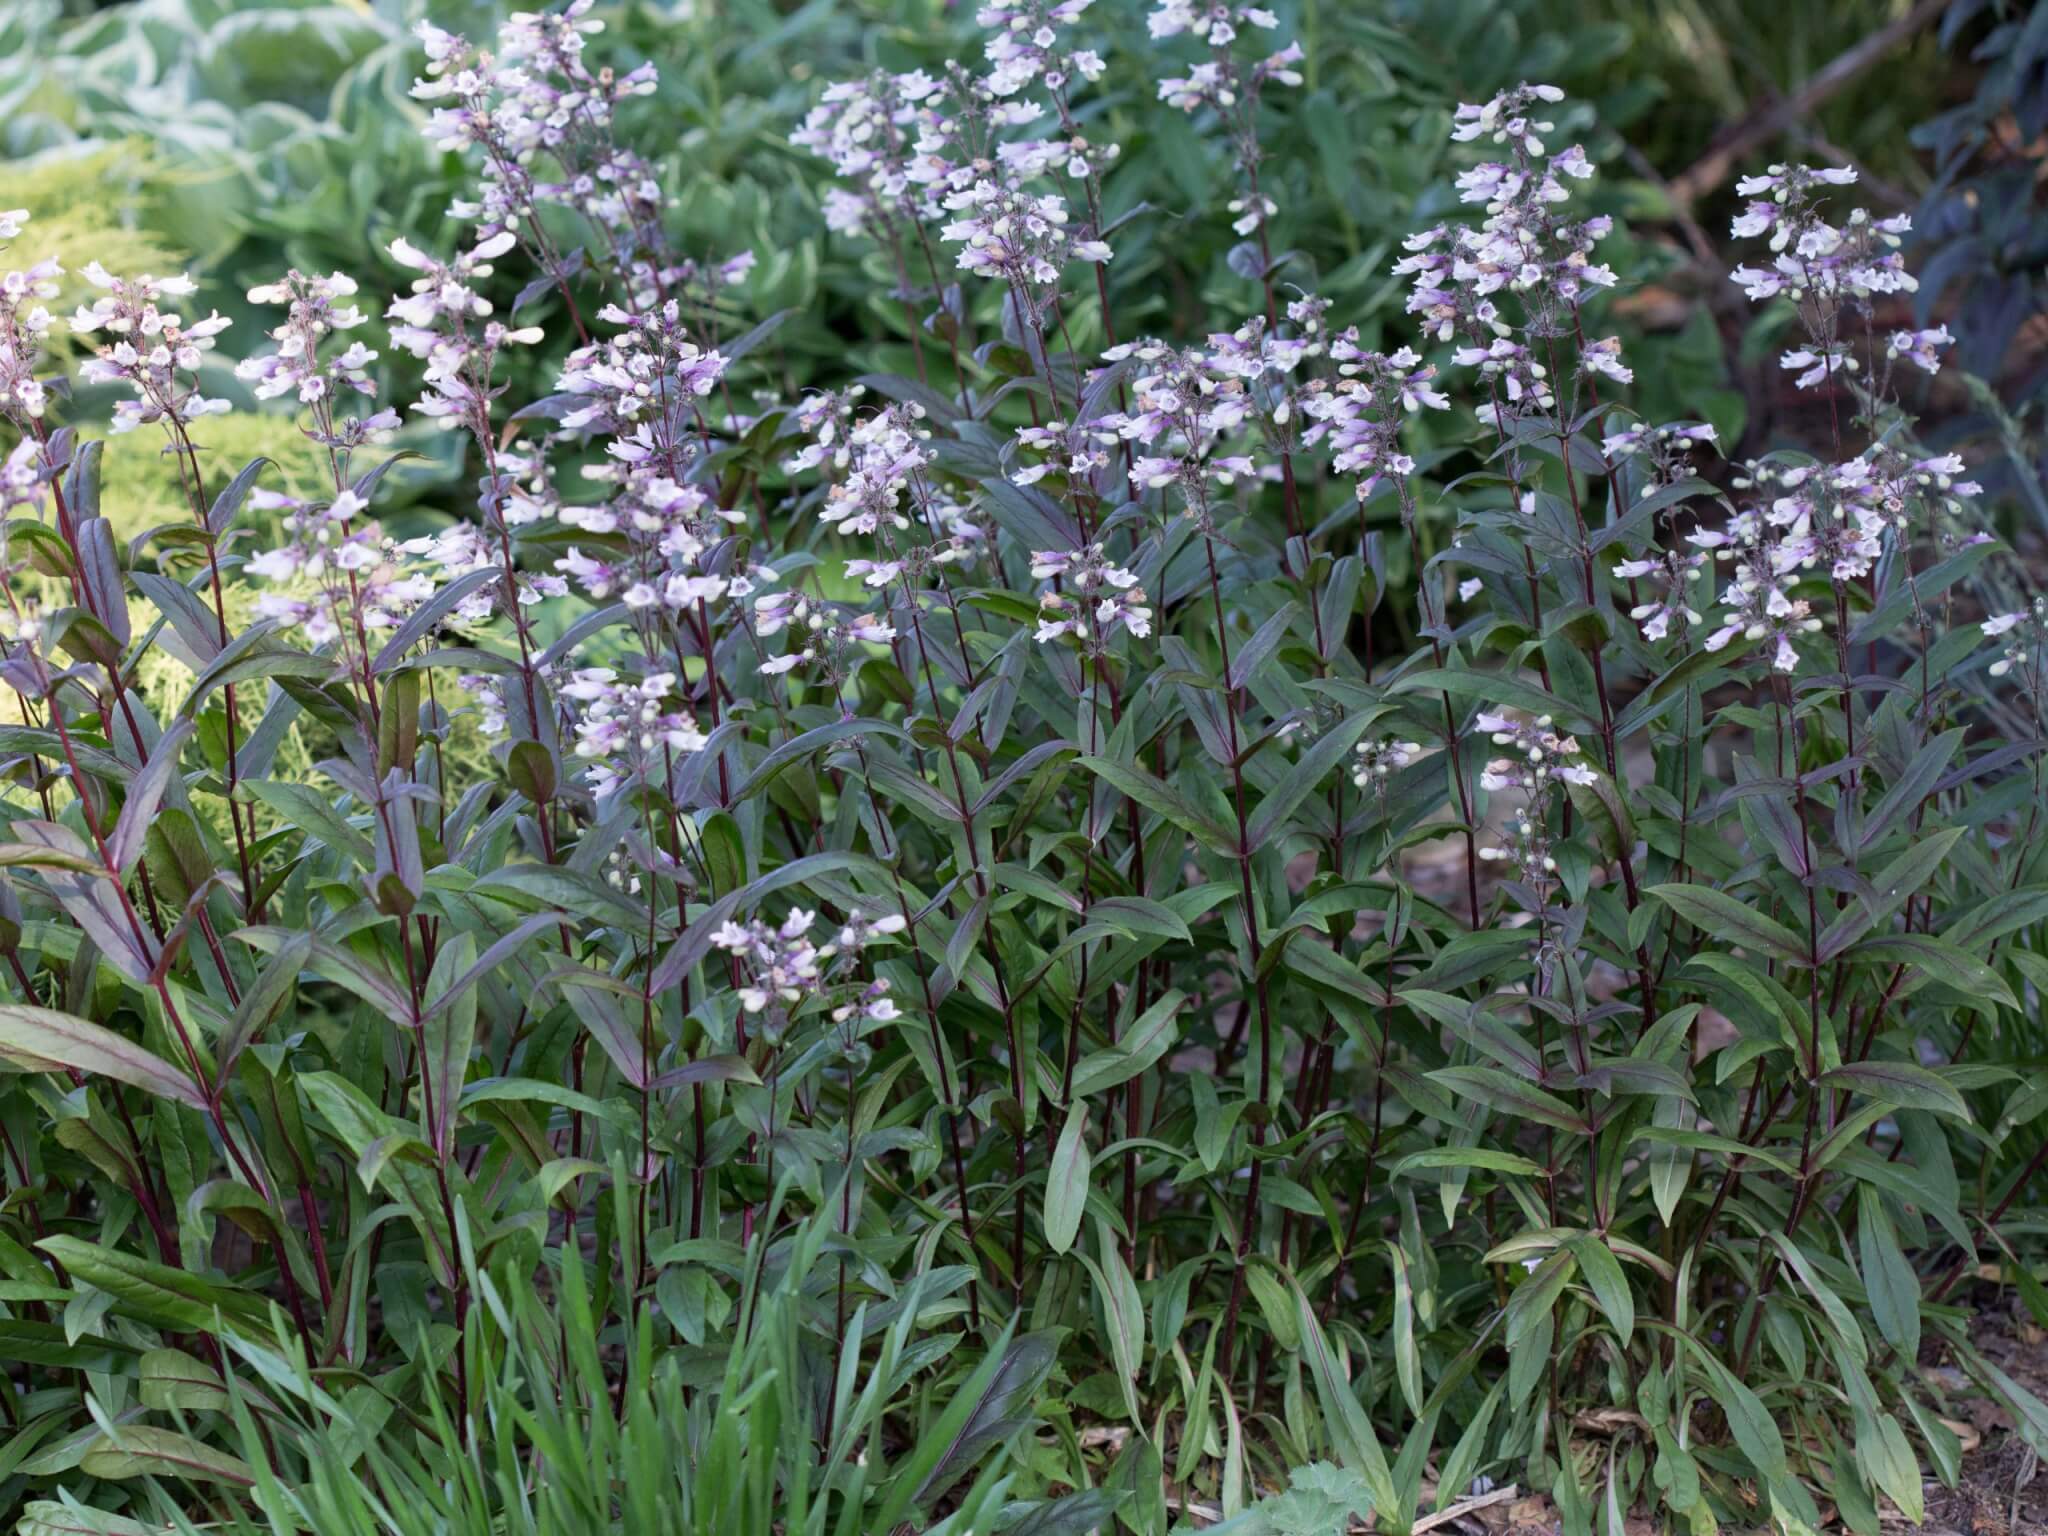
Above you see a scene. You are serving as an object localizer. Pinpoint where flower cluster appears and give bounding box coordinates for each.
[1985,601,2045,689]
[1612,546,1708,641]
[711,908,830,1023]
[562,668,707,802]
[1092,338,1260,509]
[1689,500,1824,673]
[1351,736,1422,792]
[411,1,671,306]
[236,272,372,400]
[1472,710,1598,899]
[246,489,432,649]
[385,233,544,433]
[754,588,897,683]
[1149,4,1305,165]
[1397,82,1625,462]
[1727,166,1916,306]
[1602,421,1718,487]
[791,71,951,238]
[0,215,61,425]
[939,180,1111,297]
[69,265,232,434]
[1300,338,1446,499]
[1030,543,1153,645]
[1476,712,1599,795]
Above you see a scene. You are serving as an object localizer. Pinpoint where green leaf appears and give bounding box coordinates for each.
[1391,1147,1544,1179]
[1245,712,1377,850]
[1077,755,1235,853]
[1506,1249,1575,1358]
[1566,1234,1634,1347]
[1292,1281,1397,1515]
[1069,990,1184,1099]
[1429,1066,1589,1134]
[1645,884,1809,967]
[1857,734,1963,852]
[1076,1230,1146,1425]
[1676,1334,1788,1484]
[1819,1061,1971,1120]
[885,1328,1058,1518]
[138,1348,228,1413]
[78,1426,254,1487]
[1082,896,1191,944]
[1043,1104,1090,1256]
[1860,1412,1924,1524]
[33,1238,264,1335]
[1393,666,1590,734]
[422,931,478,1158]
[1386,1241,1423,1415]
[216,931,308,1074]
[18,1500,174,1536]
[0,1008,206,1111]
[1851,934,2018,1012]
[1817,828,1964,960]
[243,780,374,869]
[1768,1232,1865,1363]
[1857,1186,1921,1363]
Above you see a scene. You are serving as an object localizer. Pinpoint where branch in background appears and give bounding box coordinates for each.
[1666,0,1949,208]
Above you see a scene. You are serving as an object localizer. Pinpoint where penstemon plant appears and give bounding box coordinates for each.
[0,5,2044,1534]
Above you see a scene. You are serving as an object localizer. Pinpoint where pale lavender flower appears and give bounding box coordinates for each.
[562,668,707,801]
[68,265,232,433]
[1612,547,1708,641]
[1887,325,1951,375]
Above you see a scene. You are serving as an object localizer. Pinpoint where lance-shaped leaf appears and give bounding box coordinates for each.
[1646,883,1810,967]
[205,455,270,536]
[1069,990,1185,1098]
[421,932,477,1157]
[1291,1280,1397,1515]
[648,851,875,994]
[35,1237,264,1332]
[370,567,502,674]
[1043,1104,1090,1255]
[235,929,413,1027]
[215,931,309,1073]
[19,1500,175,1536]
[134,571,226,668]
[880,1325,1059,1519]
[11,822,155,985]
[0,726,131,785]
[0,1007,205,1110]
[419,912,572,1023]
[1429,1066,1590,1135]
[182,628,332,717]
[1858,1184,1921,1362]
[78,1426,255,1487]
[1819,1060,1971,1120]
[1077,754,1236,854]
[1244,711,1378,851]
[1853,933,2017,1012]
[243,780,374,870]
[107,719,192,877]
[552,970,650,1090]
